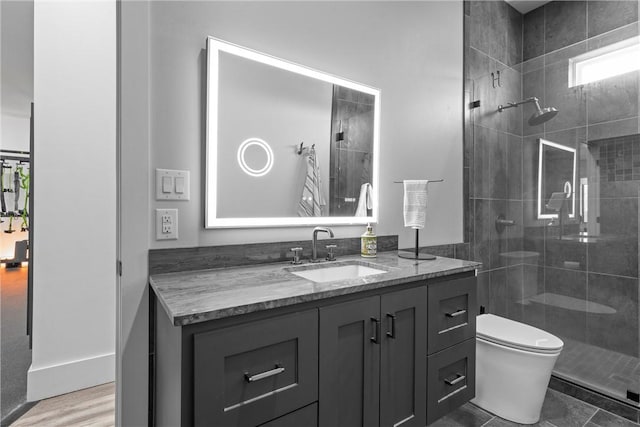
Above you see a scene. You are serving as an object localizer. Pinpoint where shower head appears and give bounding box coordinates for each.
[528,98,559,126]
[497,97,559,126]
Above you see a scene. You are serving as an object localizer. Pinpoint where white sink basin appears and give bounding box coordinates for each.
[288,262,388,283]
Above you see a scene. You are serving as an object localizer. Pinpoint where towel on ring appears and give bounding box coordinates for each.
[355,183,373,216]
[403,180,429,229]
[297,148,326,217]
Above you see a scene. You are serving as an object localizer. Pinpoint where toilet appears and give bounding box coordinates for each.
[472,314,564,424]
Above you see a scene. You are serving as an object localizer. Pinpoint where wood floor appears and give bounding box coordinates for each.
[11,382,114,426]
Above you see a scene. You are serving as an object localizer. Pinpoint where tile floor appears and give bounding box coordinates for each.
[432,389,640,427]
[555,337,640,405]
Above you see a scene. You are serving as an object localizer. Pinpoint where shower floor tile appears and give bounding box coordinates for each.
[555,337,640,404]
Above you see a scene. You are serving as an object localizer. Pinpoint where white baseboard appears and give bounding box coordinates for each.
[27,352,115,401]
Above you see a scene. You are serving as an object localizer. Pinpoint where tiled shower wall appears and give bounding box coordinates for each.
[464,0,526,316]
[520,1,640,359]
[464,0,640,362]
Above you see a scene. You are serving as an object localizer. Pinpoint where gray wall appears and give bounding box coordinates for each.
[149,1,463,250]
[119,2,463,424]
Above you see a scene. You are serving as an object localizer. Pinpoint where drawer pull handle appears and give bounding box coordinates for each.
[386,313,396,339]
[371,317,380,344]
[244,365,285,383]
[444,373,466,386]
[446,309,467,318]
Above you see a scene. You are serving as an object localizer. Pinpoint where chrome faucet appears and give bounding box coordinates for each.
[311,226,334,262]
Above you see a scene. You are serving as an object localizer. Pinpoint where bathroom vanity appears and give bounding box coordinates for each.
[150,251,479,427]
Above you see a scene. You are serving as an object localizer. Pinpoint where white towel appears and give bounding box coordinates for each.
[403,180,429,229]
[355,183,373,216]
[297,148,326,217]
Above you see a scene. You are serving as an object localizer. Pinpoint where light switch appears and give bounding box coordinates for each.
[156,169,190,200]
[175,176,185,194]
[162,176,173,193]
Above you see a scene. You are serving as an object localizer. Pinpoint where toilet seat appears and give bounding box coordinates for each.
[476,314,563,354]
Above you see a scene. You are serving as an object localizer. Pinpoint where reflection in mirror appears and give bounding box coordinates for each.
[538,138,576,219]
[206,37,380,228]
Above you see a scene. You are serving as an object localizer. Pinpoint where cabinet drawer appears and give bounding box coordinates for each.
[259,403,317,427]
[194,309,318,427]
[427,276,476,353]
[426,338,475,425]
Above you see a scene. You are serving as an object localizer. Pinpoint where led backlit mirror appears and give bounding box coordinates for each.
[206,37,380,228]
[538,138,576,219]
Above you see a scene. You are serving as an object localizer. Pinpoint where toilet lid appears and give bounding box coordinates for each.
[476,314,564,353]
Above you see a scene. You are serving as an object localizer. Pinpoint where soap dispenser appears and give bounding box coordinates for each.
[361,223,377,258]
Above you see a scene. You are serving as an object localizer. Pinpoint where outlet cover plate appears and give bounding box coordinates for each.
[156,169,190,201]
[156,209,178,240]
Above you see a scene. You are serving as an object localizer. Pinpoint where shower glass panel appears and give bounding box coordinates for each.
[465,0,640,409]
[519,12,640,407]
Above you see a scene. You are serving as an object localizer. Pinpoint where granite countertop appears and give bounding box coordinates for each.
[150,251,481,326]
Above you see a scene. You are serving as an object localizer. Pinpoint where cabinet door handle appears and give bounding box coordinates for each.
[370,317,380,344]
[444,373,466,386]
[446,309,467,318]
[386,313,396,339]
[244,364,285,383]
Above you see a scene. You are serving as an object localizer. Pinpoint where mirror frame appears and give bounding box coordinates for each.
[205,37,381,228]
[537,138,576,219]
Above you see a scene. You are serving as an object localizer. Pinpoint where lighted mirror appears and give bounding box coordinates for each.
[206,37,380,228]
[538,138,576,219]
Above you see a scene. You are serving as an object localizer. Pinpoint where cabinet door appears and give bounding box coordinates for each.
[319,296,380,427]
[380,287,427,427]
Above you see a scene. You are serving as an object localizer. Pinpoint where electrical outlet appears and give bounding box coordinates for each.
[156,209,178,240]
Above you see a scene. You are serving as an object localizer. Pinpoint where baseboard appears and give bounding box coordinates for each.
[27,352,115,401]
[1,401,38,427]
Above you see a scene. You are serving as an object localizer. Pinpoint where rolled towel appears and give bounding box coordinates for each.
[403,180,428,229]
[355,183,373,216]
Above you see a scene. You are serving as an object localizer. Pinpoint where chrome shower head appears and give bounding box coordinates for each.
[528,98,559,126]
[497,96,559,126]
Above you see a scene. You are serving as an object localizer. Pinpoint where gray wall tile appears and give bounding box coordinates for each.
[523,6,545,61]
[544,1,587,53]
[523,68,545,136]
[586,71,640,125]
[587,1,639,39]
[544,60,587,132]
[507,133,523,199]
[587,117,640,142]
[587,272,639,356]
[544,267,588,342]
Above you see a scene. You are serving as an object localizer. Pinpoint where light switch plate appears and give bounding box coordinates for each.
[156,169,190,200]
[156,209,178,240]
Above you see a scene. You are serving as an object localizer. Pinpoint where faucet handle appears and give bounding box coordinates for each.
[290,247,303,265]
[325,244,337,261]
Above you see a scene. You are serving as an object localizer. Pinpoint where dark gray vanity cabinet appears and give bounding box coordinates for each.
[152,271,477,427]
[318,287,428,427]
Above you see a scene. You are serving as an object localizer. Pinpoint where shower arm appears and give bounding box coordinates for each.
[498,97,540,112]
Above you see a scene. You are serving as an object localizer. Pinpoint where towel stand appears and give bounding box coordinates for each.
[394,179,444,261]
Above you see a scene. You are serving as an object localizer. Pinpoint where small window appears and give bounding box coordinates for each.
[569,36,640,87]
